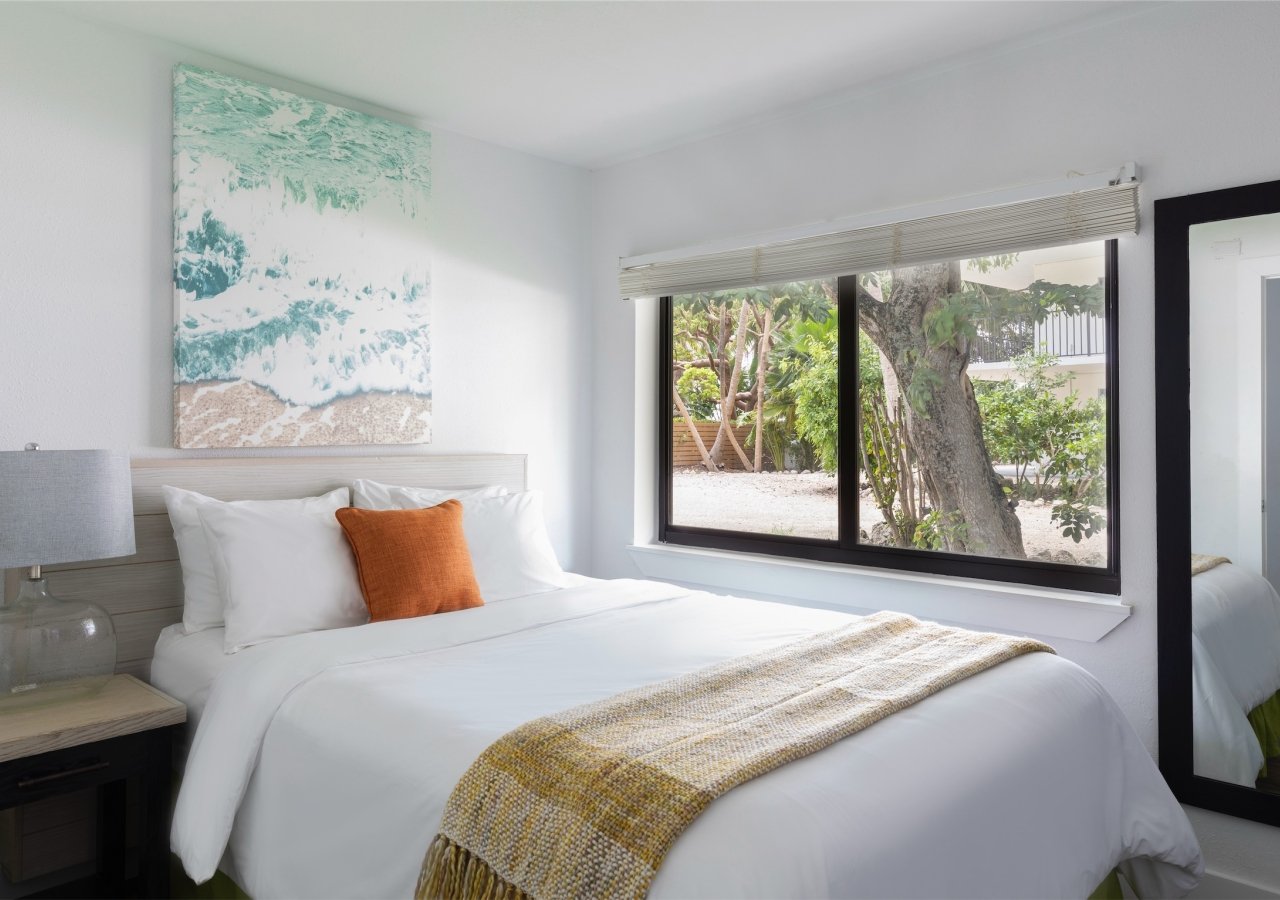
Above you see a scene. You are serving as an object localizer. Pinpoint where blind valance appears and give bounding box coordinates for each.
[619,174,1138,298]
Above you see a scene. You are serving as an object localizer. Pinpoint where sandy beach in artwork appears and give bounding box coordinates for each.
[176,380,431,448]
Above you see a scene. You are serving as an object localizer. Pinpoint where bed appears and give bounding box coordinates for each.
[1192,560,1280,786]
[60,455,1202,899]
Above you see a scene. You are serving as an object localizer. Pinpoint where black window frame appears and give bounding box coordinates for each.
[657,240,1121,595]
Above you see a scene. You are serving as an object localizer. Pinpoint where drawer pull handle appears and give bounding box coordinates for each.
[17,760,110,788]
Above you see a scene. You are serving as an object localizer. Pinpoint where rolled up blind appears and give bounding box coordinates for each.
[619,178,1138,298]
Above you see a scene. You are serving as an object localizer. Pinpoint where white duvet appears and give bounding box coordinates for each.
[1192,563,1280,785]
[172,578,1202,899]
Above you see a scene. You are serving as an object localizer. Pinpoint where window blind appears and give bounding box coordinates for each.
[618,177,1138,298]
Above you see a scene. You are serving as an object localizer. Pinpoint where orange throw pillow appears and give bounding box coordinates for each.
[335,502,483,622]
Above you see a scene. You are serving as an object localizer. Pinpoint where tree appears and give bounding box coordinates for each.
[676,367,719,420]
[855,326,924,547]
[672,385,717,472]
[758,302,838,472]
[789,319,838,471]
[854,262,1104,558]
[706,299,755,470]
[672,281,832,471]
[752,304,774,473]
[775,310,925,548]
[974,351,1108,543]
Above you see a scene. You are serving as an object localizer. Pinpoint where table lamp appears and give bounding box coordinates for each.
[0,444,136,709]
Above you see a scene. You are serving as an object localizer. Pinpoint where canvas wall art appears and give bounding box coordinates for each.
[172,65,432,448]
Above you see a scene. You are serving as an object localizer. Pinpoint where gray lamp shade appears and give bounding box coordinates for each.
[0,449,136,569]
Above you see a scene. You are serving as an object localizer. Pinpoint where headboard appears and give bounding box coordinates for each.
[2,454,527,682]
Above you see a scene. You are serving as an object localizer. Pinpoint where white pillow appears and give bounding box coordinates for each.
[163,486,351,634]
[462,492,569,602]
[351,479,508,510]
[197,497,368,652]
[354,483,566,602]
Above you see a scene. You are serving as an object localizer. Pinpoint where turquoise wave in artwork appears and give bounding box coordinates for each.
[175,296,431,403]
[172,64,432,414]
[175,211,247,300]
[173,64,432,217]
[177,299,346,381]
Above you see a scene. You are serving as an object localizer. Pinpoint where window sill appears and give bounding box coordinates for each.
[626,542,1131,643]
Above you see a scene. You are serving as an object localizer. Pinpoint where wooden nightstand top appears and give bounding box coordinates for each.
[0,675,186,763]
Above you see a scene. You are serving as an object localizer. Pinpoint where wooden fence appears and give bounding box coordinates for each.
[672,420,757,470]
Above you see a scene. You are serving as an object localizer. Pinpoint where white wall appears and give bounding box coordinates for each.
[588,2,1280,889]
[0,6,592,570]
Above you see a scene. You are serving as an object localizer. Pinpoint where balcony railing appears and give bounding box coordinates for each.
[970,312,1105,364]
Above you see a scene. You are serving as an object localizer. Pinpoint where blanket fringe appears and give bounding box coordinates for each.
[416,834,529,900]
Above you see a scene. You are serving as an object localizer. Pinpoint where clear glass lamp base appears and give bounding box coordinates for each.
[0,577,117,711]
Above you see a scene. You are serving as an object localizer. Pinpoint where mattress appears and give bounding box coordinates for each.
[169,577,1202,899]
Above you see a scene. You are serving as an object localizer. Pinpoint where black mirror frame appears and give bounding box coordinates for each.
[1155,178,1280,829]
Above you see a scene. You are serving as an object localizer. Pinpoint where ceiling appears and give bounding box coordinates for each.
[60,1,1135,169]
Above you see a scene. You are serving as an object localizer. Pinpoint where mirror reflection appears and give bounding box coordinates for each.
[1190,212,1280,793]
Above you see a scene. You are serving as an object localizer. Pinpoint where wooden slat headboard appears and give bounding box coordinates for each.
[2,454,527,682]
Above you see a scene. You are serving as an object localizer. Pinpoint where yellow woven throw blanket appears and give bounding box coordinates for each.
[416,611,1053,900]
[1191,554,1231,576]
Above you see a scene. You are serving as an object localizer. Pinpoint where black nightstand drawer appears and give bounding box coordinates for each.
[0,733,151,809]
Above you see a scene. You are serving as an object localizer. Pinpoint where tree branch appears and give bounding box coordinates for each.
[854,279,887,345]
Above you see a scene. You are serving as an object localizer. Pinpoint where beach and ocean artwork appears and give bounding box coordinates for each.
[172,65,432,448]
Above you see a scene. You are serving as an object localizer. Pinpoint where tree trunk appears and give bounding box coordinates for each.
[705,305,732,466]
[869,345,898,421]
[709,300,754,470]
[753,306,773,473]
[857,263,1024,559]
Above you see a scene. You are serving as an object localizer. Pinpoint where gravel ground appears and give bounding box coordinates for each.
[671,470,1106,566]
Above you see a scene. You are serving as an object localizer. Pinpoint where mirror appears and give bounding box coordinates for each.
[1157,179,1280,827]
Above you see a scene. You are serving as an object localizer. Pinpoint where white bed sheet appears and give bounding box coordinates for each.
[150,623,233,731]
[172,578,1202,899]
[1191,563,1280,785]
[149,575,597,722]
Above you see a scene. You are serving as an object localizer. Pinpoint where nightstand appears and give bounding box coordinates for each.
[0,675,185,899]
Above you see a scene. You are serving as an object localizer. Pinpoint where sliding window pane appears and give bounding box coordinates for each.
[670,280,837,540]
[854,242,1109,567]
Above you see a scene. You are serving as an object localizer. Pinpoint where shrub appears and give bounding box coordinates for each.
[676,367,720,420]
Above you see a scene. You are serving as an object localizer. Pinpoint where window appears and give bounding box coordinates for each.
[659,240,1119,594]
